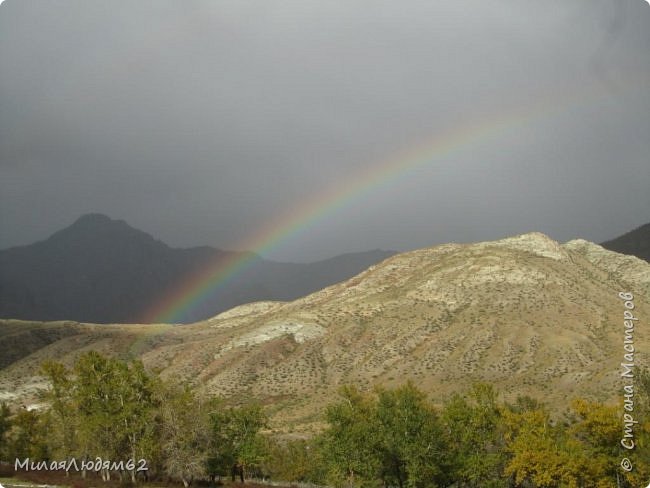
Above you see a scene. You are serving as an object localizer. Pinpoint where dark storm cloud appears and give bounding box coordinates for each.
[1,0,649,261]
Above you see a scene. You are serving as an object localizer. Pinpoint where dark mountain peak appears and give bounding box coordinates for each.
[68,213,134,233]
[605,222,650,239]
[623,222,650,237]
[0,216,393,323]
[47,213,162,248]
[601,221,650,263]
[72,213,114,226]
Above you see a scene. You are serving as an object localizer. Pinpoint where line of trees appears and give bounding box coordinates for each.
[1,351,649,487]
[1,352,269,486]
[316,382,650,487]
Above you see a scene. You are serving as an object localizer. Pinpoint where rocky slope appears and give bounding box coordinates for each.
[1,233,648,433]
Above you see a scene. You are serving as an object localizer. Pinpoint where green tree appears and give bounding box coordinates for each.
[441,383,508,487]
[41,360,76,461]
[373,383,447,488]
[208,403,268,480]
[265,437,326,483]
[503,399,618,488]
[158,383,215,487]
[504,406,570,487]
[7,407,50,461]
[0,402,13,460]
[72,352,160,482]
[321,385,382,487]
[567,398,620,484]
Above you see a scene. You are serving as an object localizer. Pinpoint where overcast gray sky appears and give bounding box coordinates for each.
[1,0,649,262]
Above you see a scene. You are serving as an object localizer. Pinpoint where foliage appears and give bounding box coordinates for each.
[321,385,383,486]
[441,383,508,487]
[207,402,269,479]
[5,407,50,460]
[504,398,628,487]
[40,360,76,458]
[0,402,11,460]
[320,383,448,488]
[265,437,326,483]
[373,383,448,488]
[158,383,216,487]
[71,352,160,481]
[504,406,575,487]
[6,353,647,487]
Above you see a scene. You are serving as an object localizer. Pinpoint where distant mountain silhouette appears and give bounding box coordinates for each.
[0,214,395,323]
[600,222,650,263]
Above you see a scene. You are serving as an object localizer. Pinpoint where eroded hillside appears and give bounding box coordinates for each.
[1,233,648,433]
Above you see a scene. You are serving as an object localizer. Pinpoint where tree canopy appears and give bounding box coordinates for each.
[1,353,646,488]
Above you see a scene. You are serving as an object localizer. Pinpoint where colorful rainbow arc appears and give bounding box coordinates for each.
[141,116,496,324]
[142,76,646,324]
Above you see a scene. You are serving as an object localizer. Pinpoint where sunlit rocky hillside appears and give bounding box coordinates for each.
[1,233,649,433]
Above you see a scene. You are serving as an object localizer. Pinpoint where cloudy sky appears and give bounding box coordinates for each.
[1,0,648,262]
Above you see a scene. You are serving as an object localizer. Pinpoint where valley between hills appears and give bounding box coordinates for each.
[1,232,649,434]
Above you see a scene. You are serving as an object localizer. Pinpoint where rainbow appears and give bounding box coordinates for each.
[142,76,645,324]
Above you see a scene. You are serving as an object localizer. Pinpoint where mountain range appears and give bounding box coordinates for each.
[1,232,648,433]
[1,214,648,325]
[0,214,395,323]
